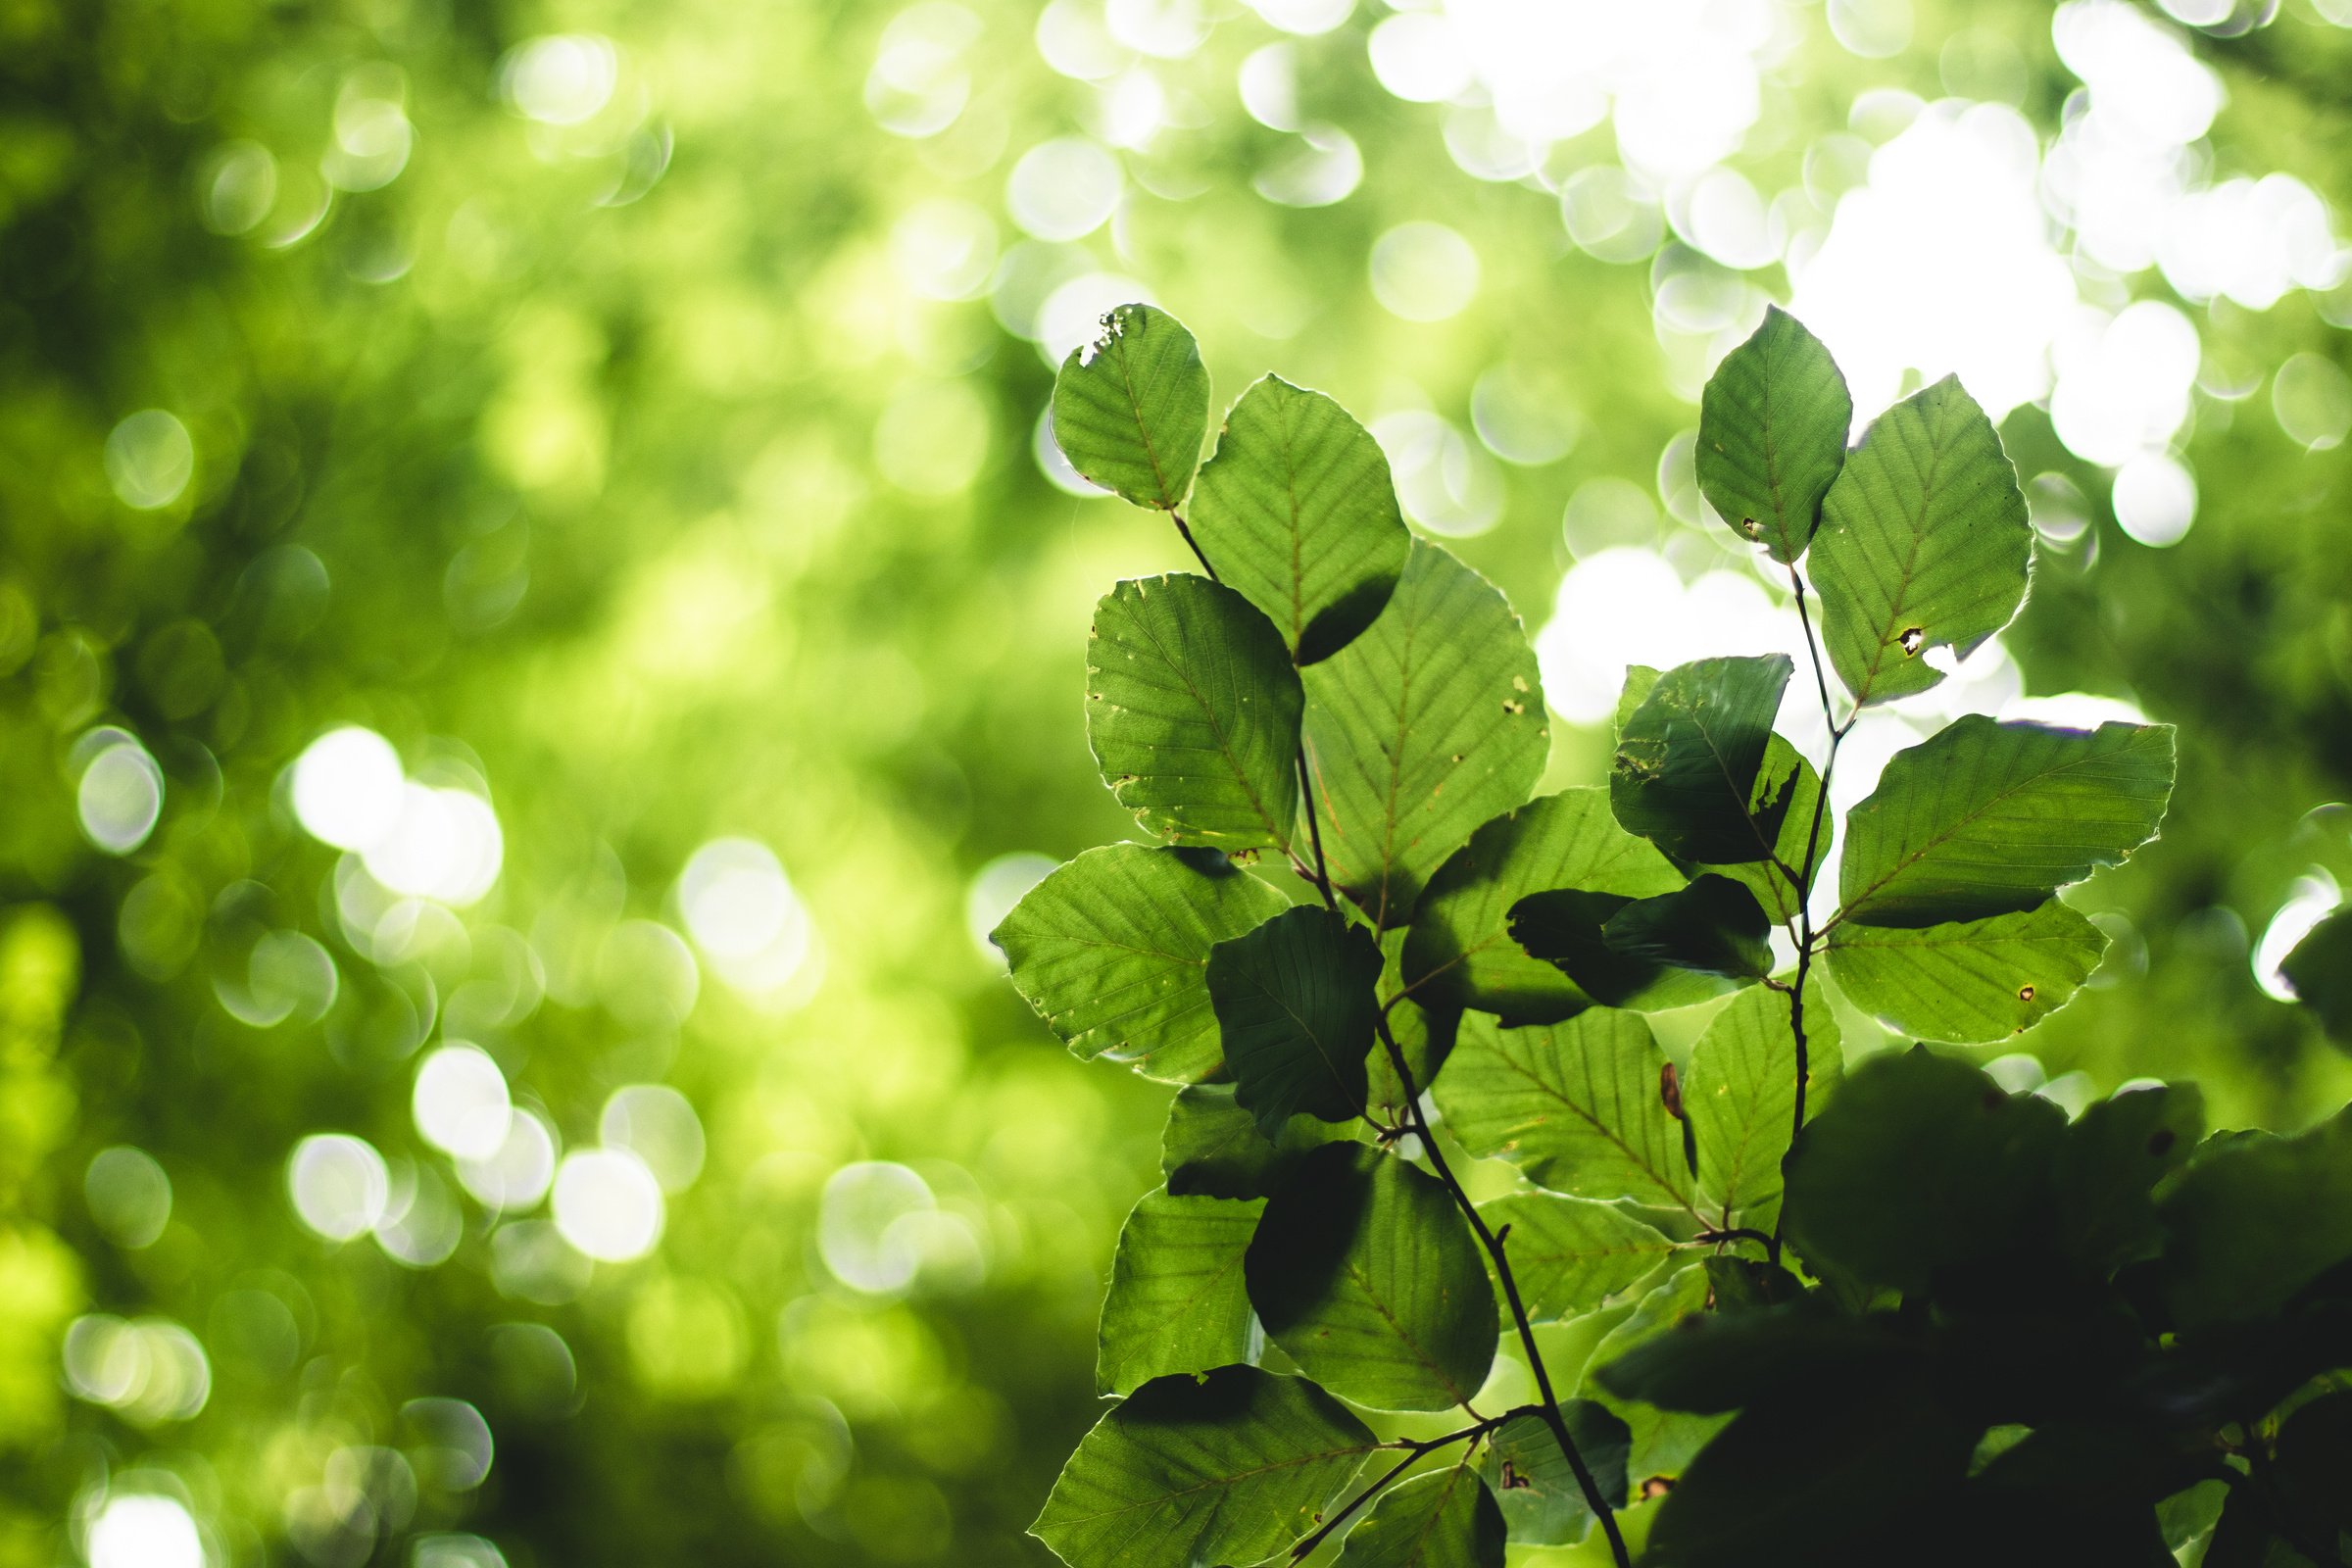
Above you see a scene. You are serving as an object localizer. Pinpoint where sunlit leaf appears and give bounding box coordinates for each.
[1610,655,1794,865]
[2155,1100,2352,1330]
[1481,1193,1680,1322]
[1051,303,1210,511]
[1333,1464,1506,1568]
[1782,1047,2066,1295]
[1836,717,2176,926]
[1303,541,1549,930]
[1478,1404,1630,1547]
[1402,790,1684,1025]
[1247,1144,1497,1412]
[1207,906,1382,1135]
[1032,1366,1375,1568]
[1088,573,1303,852]
[1808,375,2032,707]
[1826,899,2108,1044]
[995,844,1293,1083]
[1575,1264,1726,1484]
[1190,374,1411,664]
[1696,305,1853,564]
[1685,977,1841,1232]
[1433,1010,1695,1212]
[1096,1188,1264,1396]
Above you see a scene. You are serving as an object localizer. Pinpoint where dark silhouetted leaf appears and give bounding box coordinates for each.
[1783,1047,2066,1295]
[2155,1100,2352,1330]
[1247,1144,1497,1411]
[1506,888,1729,1012]
[1600,874,1775,982]
[1611,655,1794,864]
[1206,906,1381,1135]
[2281,906,2352,1047]
[1403,790,1684,1025]
[1160,1082,1358,1200]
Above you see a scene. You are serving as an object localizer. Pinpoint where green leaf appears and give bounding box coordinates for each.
[1599,874,1774,982]
[1700,734,1824,925]
[1303,541,1549,930]
[1695,305,1853,564]
[1246,1144,1497,1411]
[1782,1047,2066,1296]
[1367,929,1460,1121]
[1481,1193,1681,1322]
[1808,374,2033,707]
[995,845,1294,1083]
[2155,1101,2352,1330]
[1433,1010,1695,1212]
[1594,1299,1918,1415]
[1032,1366,1375,1568]
[1575,1265,1727,1484]
[1162,1083,1358,1200]
[1638,1378,1977,1568]
[1333,1465,1506,1568]
[1402,790,1684,1025]
[1505,890,1729,1013]
[1826,899,2109,1045]
[1610,655,1795,865]
[1096,1189,1264,1396]
[1206,906,1382,1135]
[1189,374,1412,665]
[2281,906,2352,1046]
[1050,303,1210,511]
[1478,1404,1630,1547]
[1088,574,1303,853]
[1836,716,2177,926]
[2053,1084,2202,1273]
[1685,977,1842,1232]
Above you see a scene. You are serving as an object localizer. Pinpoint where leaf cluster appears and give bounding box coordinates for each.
[1002,306,2352,1568]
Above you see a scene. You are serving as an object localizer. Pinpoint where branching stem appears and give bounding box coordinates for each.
[1373,1013,1636,1568]
[1288,1405,1534,1561]
[1162,507,1630,1568]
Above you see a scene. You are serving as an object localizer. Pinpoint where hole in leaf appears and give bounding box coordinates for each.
[1898,626,1926,656]
[2018,984,2035,1003]
[1641,1477,1675,1500]
[1740,517,1761,537]
[1502,699,1526,714]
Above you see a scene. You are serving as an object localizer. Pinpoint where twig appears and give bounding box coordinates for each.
[1289,1406,1532,1560]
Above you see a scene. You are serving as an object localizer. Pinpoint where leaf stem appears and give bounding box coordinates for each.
[1371,1012,1636,1568]
[1169,509,1222,584]
[1775,562,1850,1261]
[1289,1405,1534,1562]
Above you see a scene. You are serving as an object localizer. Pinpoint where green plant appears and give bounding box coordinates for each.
[999,305,2352,1567]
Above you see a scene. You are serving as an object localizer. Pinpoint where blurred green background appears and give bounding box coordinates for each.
[7,0,2352,1562]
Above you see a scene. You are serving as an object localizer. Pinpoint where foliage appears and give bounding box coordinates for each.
[1004,305,2352,1568]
